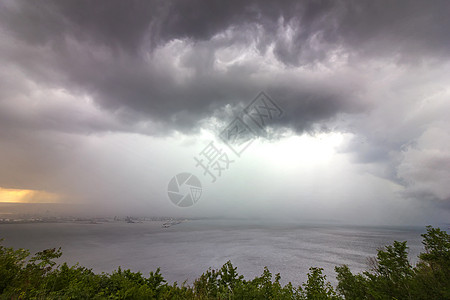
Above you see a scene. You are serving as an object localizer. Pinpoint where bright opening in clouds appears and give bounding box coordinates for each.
[1,0,449,225]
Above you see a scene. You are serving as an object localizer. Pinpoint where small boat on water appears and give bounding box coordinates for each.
[162,221,182,228]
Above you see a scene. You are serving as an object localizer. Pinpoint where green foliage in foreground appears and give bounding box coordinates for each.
[0,226,449,299]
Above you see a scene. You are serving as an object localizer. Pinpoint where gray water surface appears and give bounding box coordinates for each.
[0,220,425,285]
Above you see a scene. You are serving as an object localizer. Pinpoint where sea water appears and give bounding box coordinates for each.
[0,220,425,286]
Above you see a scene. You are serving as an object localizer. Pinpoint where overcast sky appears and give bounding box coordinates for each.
[1,0,449,225]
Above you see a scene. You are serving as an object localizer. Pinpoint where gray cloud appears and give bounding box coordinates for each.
[1,0,450,221]
[2,0,449,136]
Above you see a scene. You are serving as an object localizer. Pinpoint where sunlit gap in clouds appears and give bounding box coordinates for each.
[256,131,347,167]
[0,187,61,203]
[195,127,348,168]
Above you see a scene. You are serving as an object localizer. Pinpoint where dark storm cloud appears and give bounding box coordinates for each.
[1,0,449,136]
[1,0,450,216]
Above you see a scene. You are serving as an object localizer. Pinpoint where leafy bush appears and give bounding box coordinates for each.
[335,226,450,300]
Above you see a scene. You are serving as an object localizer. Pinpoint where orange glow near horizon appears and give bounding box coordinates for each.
[0,188,61,203]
